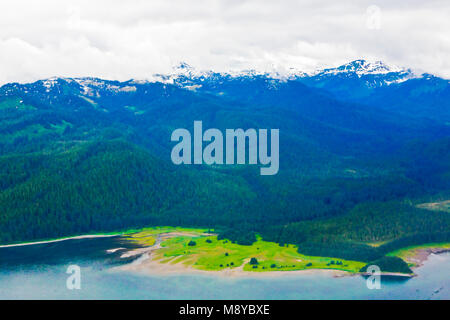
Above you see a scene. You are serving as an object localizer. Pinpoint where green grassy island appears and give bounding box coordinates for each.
[118,227,449,275]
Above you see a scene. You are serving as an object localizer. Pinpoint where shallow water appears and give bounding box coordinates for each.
[0,237,448,299]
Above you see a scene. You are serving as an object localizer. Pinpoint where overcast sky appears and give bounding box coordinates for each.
[0,0,449,84]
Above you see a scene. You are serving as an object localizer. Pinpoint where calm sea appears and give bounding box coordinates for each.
[0,237,448,299]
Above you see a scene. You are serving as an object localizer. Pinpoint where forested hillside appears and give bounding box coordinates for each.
[0,61,449,267]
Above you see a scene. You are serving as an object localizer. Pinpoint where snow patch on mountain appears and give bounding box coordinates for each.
[313,59,405,76]
[28,59,433,96]
[148,59,419,89]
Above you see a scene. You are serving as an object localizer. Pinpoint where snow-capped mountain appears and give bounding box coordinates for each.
[141,59,419,99]
[296,59,419,100]
[2,59,448,123]
[307,59,418,87]
[312,59,406,76]
[10,59,420,98]
[163,59,414,82]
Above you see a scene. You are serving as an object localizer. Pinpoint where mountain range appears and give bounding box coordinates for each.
[0,60,449,266]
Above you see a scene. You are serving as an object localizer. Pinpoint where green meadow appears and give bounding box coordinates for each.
[123,226,210,247]
[126,227,366,273]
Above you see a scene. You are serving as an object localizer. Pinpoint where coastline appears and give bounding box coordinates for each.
[115,255,352,278]
[114,230,357,278]
[0,234,120,248]
[361,272,415,278]
[115,234,450,279]
[399,247,450,268]
[115,249,419,279]
[116,252,423,279]
[2,229,447,279]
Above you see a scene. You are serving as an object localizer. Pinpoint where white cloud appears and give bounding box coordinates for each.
[0,0,449,84]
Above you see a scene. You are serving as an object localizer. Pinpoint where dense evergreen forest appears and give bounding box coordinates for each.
[0,71,449,271]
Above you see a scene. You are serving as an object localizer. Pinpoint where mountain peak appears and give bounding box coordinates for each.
[315,59,407,77]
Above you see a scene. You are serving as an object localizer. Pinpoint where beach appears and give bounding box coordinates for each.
[116,254,351,278]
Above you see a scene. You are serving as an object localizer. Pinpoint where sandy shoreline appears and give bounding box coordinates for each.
[115,256,352,278]
[114,231,352,278]
[402,247,450,267]
[115,234,449,279]
[0,234,119,248]
[115,238,352,278]
[3,230,447,279]
[116,251,423,279]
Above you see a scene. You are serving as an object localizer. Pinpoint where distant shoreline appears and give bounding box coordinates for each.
[2,230,447,279]
[0,234,119,248]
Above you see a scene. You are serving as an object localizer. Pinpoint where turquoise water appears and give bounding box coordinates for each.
[0,237,448,299]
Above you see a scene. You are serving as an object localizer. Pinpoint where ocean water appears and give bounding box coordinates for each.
[0,237,448,300]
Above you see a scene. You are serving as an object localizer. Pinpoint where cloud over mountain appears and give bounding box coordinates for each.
[0,0,449,85]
